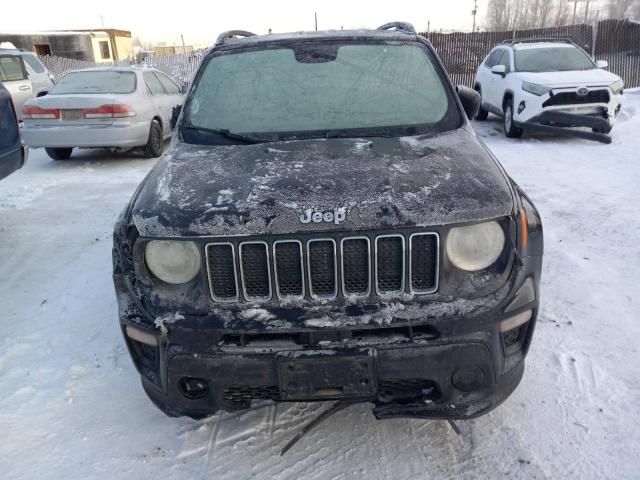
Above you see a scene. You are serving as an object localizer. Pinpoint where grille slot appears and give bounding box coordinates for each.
[206,232,439,303]
[224,385,280,402]
[274,240,304,298]
[239,242,271,301]
[341,237,371,296]
[410,233,439,293]
[375,235,405,294]
[543,89,610,107]
[206,243,238,301]
[307,239,337,298]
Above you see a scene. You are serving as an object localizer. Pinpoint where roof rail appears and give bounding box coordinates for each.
[501,37,575,46]
[215,30,257,46]
[376,22,416,34]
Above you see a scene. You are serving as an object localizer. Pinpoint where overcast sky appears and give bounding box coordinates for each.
[1,0,487,47]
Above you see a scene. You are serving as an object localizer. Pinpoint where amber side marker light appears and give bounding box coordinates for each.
[520,208,528,249]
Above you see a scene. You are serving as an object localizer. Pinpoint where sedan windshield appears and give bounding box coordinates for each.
[515,46,596,72]
[50,71,136,94]
[182,42,460,144]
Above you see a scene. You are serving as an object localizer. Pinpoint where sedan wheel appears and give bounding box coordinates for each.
[45,148,73,161]
[143,120,164,158]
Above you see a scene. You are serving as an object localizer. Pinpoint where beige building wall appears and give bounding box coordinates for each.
[114,35,133,61]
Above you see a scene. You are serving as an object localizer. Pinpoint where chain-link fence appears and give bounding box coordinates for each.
[39,51,205,87]
[38,19,640,89]
[421,19,640,88]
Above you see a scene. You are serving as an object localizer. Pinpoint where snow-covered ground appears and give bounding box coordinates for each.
[1,91,639,480]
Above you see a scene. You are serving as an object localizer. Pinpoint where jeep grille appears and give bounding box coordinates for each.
[205,232,438,303]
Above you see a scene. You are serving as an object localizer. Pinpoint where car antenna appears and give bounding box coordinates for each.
[280,401,352,455]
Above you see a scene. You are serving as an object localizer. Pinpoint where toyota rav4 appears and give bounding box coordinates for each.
[474,38,623,143]
[112,23,543,420]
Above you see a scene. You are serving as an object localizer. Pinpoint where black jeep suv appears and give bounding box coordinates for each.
[113,23,543,420]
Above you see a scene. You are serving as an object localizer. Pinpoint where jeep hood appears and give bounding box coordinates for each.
[132,129,514,237]
[517,68,620,87]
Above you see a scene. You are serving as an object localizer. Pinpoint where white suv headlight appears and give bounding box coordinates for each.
[145,240,201,284]
[522,81,552,96]
[446,221,505,271]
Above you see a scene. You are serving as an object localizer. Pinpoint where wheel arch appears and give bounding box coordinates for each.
[502,90,515,112]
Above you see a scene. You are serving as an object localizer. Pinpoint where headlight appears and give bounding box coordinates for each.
[145,240,201,284]
[609,79,624,95]
[446,221,505,271]
[522,81,552,96]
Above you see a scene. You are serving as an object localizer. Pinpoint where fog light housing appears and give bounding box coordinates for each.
[179,377,209,400]
[452,367,486,392]
[500,310,532,350]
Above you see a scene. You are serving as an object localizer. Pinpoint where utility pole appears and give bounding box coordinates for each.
[572,0,578,24]
[180,34,186,55]
[314,12,318,31]
[472,0,478,32]
[427,20,430,35]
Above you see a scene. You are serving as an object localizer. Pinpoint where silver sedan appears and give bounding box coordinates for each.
[21,67,183,160]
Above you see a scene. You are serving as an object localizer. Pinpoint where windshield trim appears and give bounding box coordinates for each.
[180,38,463,145]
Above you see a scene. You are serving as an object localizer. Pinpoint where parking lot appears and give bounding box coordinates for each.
[1,90,639,479]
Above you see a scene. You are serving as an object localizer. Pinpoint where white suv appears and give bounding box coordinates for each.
[473,39,624,140]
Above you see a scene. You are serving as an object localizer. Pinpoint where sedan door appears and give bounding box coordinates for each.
[0,55,33,120]
[153,71,183,134]
[143,71,174,135]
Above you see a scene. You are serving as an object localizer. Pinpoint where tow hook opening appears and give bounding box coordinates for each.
[179,377,210,400]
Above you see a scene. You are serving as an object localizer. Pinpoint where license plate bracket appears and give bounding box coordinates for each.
[277,350,376,400]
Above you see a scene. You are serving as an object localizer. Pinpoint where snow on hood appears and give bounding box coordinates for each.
[132,129,514,237]
[517,68,620,87]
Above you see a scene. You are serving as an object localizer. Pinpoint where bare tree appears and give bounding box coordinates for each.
[607,0,636,17]
[486,0,575,31]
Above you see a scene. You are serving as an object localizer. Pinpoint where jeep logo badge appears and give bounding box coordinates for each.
[576,87,589,96]
[300,208,346,225]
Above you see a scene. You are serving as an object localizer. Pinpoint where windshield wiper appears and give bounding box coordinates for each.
[183,123,262,144]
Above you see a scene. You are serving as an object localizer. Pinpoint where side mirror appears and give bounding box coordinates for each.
[456,85,481,120]
[170,104,182,130]
[180,83,189,94]
[596,60,608,69]
[491,64,507,76]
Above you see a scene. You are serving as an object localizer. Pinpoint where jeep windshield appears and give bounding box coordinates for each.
[515,46,596,72]
[181,41,461,144]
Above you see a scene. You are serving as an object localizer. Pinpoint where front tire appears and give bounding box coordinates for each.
[143,120,163,158]
[503,100,523,138]
[45,147,73,160]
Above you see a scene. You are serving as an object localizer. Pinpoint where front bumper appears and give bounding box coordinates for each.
[514,87,623,129]
[21,119,150,148]
[115,253,541,420]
